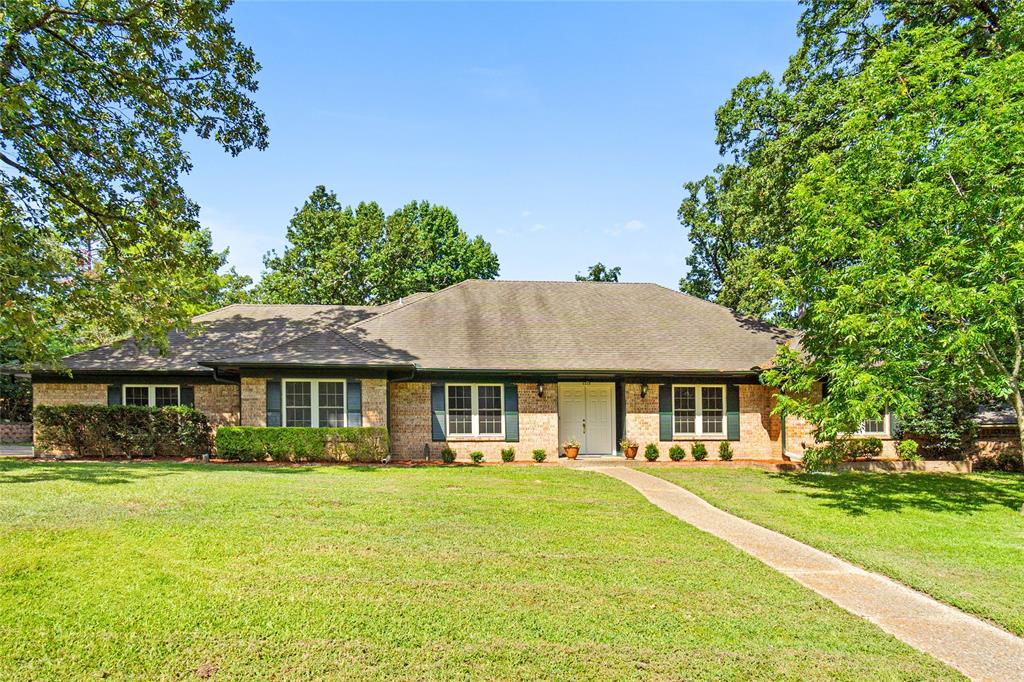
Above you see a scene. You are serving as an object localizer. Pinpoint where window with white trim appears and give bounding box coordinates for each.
[673,384,725,437]
[283,379,346,428]
[858,414,887,435]
[123,385,180,407]
[446,383,504,437]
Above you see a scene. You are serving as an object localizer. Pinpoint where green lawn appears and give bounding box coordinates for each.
[646,467,1024,637]
[0,461,958,680]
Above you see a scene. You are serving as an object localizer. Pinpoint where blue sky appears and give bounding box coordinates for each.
[182,1,802,289]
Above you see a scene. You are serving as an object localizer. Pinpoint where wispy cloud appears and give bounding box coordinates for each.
[521,209,532,218]
[605,218,647,237]
[529,223,546,232]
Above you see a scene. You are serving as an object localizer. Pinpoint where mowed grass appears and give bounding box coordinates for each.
[0,461,958,680]
[646,467,1024,636]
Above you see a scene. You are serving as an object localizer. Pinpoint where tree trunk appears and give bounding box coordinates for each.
[1014,387,1024,464]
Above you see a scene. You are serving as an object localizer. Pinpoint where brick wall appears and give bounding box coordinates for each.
[32,382,107,452]
[195,383,240,428]
[624,383,784,459]
[389,381,558,462]
[362,378,387,427]
[0,422,32,443]
[971,427,1021,462]
[240,377,267,426]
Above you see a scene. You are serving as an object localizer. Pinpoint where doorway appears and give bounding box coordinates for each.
[558,382,615,455]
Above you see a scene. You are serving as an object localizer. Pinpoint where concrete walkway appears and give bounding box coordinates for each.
[0,444,33,458]
[586,465,1024,682]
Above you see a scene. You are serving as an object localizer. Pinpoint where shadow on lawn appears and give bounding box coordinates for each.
[0,459,320,486]
[767,472,1024,517]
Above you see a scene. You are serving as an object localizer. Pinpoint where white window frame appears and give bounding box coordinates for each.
[857,412,889,436]
[445,383,504,438]
[672,384,727,438]
[123,384,180,408]
[282,379,347,428]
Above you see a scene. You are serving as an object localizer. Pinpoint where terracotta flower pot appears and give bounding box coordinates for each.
[624,446,638,460]
[565,446,579,459]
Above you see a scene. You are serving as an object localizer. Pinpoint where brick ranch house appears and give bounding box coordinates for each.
[29,280,898,461]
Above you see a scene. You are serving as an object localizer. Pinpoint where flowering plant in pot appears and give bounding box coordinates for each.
[619,437,639,460]
[562,438,581,459]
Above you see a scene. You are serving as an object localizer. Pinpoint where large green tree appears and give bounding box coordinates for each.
[0,0,267,367]
[255,187,499,305]
[680,0,1023,451]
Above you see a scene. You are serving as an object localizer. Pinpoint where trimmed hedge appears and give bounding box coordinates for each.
[34,404,212,458]
[215,426,389,463]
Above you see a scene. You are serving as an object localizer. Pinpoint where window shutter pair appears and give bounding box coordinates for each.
[658,383,741,441]
[430,383,518,442]
[265,379,362,427]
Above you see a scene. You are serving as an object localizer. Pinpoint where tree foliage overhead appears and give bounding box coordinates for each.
[254,186,500,305]
[681,0,1024,449]
[0,0,267,367]
[575,262,621,282]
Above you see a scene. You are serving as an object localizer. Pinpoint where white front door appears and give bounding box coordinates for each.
[558,382,615,455]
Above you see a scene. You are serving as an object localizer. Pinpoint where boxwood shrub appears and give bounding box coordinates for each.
[215,426,389,463]
[34,404,212,458]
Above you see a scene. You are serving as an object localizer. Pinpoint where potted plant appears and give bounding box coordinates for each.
[563,438,581,459]
[619,437,639,460]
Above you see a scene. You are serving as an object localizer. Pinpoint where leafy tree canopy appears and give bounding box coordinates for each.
[575,262,621,282]
[692,0,1024,447]
[254,186,499,305]
[0,0,267,367]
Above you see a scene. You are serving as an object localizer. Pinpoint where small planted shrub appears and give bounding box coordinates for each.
[441,446,457,464]
[896,439,921,462]
[718,441,734,461]
[668,445,685,461]
[469,451,484,464]
[847,437,883,459]
[802,443,844,472]
[501,446,516,463]
[532,448,547,462]
[691,442,708,461]
[644,443,659,461]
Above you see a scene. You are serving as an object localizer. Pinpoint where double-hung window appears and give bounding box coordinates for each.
[283,379,346,428]
[123,385,180,407]
[858,414,888,435]
[446,383,504,437]
[672,384,725,437]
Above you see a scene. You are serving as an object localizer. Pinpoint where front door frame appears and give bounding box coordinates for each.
[557,381,616,455]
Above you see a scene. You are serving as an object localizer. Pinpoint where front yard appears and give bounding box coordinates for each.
[0,461,957,680]
[646,467,1024,637]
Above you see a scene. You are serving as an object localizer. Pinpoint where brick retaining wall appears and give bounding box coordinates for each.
[0,422,32,443]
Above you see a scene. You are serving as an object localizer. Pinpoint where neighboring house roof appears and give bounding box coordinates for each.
[975,404,1018,428]
[44,281,795,376]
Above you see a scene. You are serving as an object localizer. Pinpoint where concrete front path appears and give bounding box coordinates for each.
[586,465,1024,682]
[0,444,33,458]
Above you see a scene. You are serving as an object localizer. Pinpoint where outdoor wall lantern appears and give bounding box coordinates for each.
[537,382,545,397]
[640,383,649,398]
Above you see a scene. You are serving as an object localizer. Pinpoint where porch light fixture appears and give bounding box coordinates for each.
[640,383,649,398]
[537,382,545,397]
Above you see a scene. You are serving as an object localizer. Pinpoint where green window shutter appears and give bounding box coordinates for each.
[180,385,194,408]
[107,385,122,406]
[659,384,672,441]
[266,379,282,427]
[347,380,362,427]
[726,384,740,441]
[504,383,519,442]
[430,383,446,441]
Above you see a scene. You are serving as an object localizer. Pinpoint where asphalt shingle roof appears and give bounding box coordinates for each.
[50,282,794,375]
